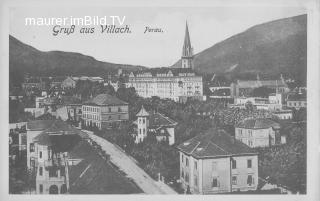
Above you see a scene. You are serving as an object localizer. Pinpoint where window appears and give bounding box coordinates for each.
[232,159,237,169]
[39,167,43,176]
[39,184,43,193]
[181,155,184,163]
[30,159,35,168]
[143,119,145,124]
[232,176,237,185]
[247,175,254,186]
[248,140,253,147]
[109,116,112,120]
[60,167,65,177]
[118,115,121,120]
[194,175,198,187]
[139,129,142,134]
[181,169,184,178]
[118,107,121,112]
[186,158,189,167]
[247,159,252,168]
[185,173,189,183]
[39,151,42,159]
[30,143,35,152]
[49,169,58,177]
[248,130,253,137]
[143,128,146,135]
[212,177,218,188]
[194,161,197,170]
[109,108,111,112]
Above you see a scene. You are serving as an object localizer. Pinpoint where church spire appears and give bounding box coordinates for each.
[181,21,194,69]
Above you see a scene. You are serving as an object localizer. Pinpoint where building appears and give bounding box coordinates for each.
[50,77,65,88]
[127,68,203,102]
[181,22,194,69]
[177,129,258,194]
[22,77,46,90]
[235,118,285,148]
[230,96,282,111]
[126,21,203,102]
[61,76,77,89]
[134,105,177,145]
[81,94,129,129]
[272,109,293,120]
[230,75,289,98]
[286,93,307,110]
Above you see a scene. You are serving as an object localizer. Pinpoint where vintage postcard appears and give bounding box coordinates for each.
[2,0,319,201]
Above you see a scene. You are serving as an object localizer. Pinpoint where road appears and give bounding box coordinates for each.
[85,132,177,194]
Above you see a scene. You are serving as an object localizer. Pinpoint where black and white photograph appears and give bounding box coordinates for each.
[2,0,320,200]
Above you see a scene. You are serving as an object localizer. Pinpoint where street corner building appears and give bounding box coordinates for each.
[81,94,129,130]
[177,129,258,194]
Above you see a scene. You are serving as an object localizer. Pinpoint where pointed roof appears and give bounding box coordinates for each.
[136,105,149,117]
[182,21,193,57]
[177,129,256,159]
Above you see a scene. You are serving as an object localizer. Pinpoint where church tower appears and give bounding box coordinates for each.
[181,21,194,69]
[135,105,149,143]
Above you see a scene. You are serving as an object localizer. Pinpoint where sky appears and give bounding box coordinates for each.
[9,6,306,67]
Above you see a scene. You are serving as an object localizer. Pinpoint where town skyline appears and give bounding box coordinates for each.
[10,7,306,67]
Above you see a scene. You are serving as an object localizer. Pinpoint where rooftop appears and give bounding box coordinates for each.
[177,129,256,158]
[84,94,128,106]
[236,118,280,129]
[26,120,56,131]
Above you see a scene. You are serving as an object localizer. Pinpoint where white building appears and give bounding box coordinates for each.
[235,118,285,148]
[177,129,258,194]
[126,21,203,102]
[134,105,177,145]
[127,69,203,102]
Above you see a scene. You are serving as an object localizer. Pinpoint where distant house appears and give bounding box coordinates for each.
[81,94,129,129]
[230,75,289,98]
[61,76,77,89]
[22,77,46,90]
[177,129,258,194]
[50,77,65,88]
[235,118,285,148]
[134,105,177,145]
[286,93,306,110]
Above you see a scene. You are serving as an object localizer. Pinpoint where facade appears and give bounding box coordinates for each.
[181,22,194,69]
[127,68,203,102]
[231,96,282,111]
[81,94,129,129]
[134,105,177,145]
[230,75,289,98]
[235,118,283,148]
[286,93,307,110]
[272,109,293,120]
[177,129,258,194]
[61,76,77,89]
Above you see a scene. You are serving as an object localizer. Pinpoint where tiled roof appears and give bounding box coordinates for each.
[131,68,198,77]
[177,129,256,158]
[68,140,142,194]
[136,105,149,117]
[26,120,56,131]
[287,93,306,101]
[84,94,128,106]
[236,79,287,88]
[236,118,280,129]
[149,112,177,128]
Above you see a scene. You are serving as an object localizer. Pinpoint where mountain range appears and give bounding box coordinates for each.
[9,36,145,87]
[173,14,307,84]
[10,14,307,87]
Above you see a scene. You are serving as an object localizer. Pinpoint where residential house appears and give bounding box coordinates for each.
[177,129,258,194]
[134,105,177,145]
[81,94,129,129]
[235,118,285,148]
